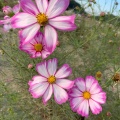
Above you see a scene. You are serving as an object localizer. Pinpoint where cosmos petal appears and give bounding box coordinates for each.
[77,100,89,117]
[29,82,49,98]
[11,13,37,28]
[20,0,39,15]
[42,84,53,104]
[46,0,69,18]
[91,92,106,104]
[44,25,57,52]
[47,58,57,76]
[35,0,48,13]
[56,79,74,89]
[89,99,102,115]
[53,84,68,104]
[36,60,49,78]
[75,78,86,92]
[19,23,40,45]
[49,15,77,31]
[55,64,72,78]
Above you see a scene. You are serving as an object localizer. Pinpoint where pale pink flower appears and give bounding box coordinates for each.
[69,76,106,117]
[20,32,51,59]
[28,58,74,104]
[11,0,77,52]
[0,4,20,32]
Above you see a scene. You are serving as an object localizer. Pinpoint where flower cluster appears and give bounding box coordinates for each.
[0,0,106,118]
[12,0,77,53]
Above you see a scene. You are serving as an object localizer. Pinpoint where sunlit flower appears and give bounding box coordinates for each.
[20,32,51,59]
[69,76,106,117]
[28,58,74,104]
[0,4,20,32]
[11,0,77,52]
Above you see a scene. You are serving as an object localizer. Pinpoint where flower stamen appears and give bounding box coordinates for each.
[48,76,56,84]
[83,91,91,99]
[34,43,43,52]
[36,13,48,26]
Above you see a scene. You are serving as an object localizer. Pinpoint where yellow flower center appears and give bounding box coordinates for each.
[48,76,56,84]
[83,91,91,99]
[36,13,48,26]
[34,43,43,52]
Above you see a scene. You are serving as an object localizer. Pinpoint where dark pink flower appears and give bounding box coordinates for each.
[20,32,51,59]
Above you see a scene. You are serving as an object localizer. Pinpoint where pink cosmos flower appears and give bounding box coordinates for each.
[11,0,77,52]
[20,32,51,59]
[69,76,106,117]
[0,4,20,32]
[28,58,74,104]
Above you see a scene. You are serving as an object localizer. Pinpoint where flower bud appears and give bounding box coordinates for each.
[56,40,60,47]
[100,12,105,17]
[2,6,12,15]
[112,73,120,82]
[106,112,111,117]
[95,71,102,79]
[28,64,33,69]
[115,2,118,5]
